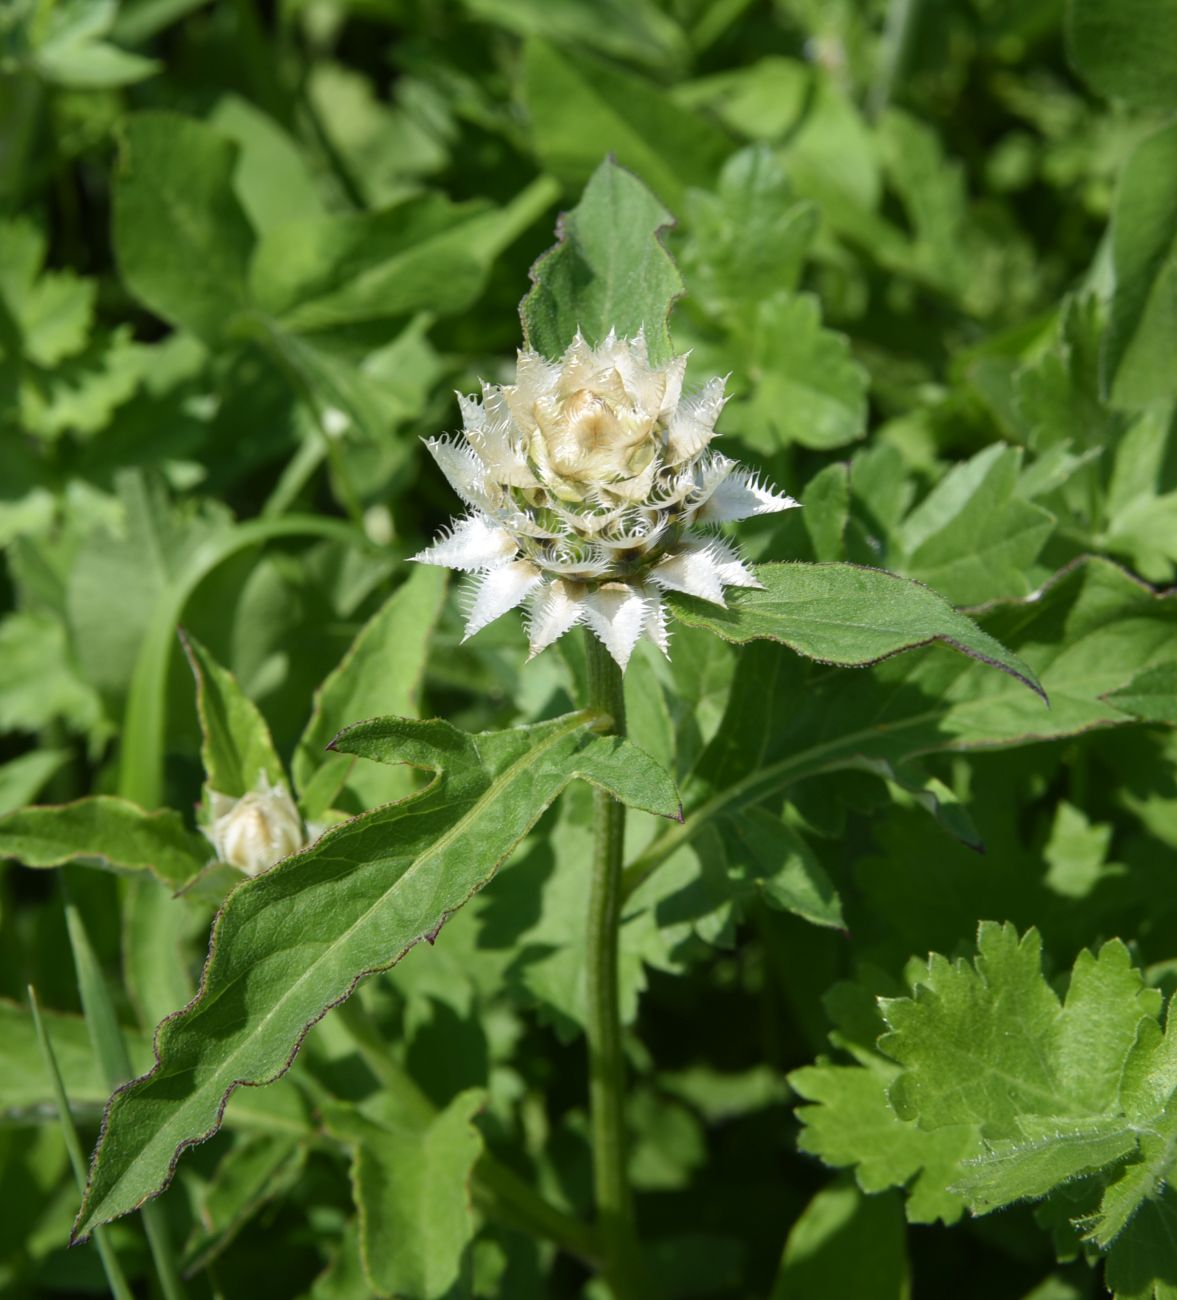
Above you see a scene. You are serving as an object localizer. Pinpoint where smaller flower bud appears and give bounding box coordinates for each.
[204,774,305,877]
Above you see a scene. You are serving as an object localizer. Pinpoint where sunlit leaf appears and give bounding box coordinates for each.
[74,710,679,1238]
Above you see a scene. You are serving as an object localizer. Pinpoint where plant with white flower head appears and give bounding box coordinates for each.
[412,329,798,669]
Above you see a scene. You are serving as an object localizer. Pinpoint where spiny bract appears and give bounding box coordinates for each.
[413,330,799,668]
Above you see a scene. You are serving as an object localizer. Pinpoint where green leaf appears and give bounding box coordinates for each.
[114,112,256,345]
[0,997,305,1134]
[1106,663,1177,724]
[293,565,448,817]
[309,1218,368,1300]
[182,1132,307,1273]
[21,326,150,441]
[681,145,818,318]
[0,797,208,884]
[1067,0,1177,110]
[801,463,850,563]
[23,0,160,88]
[462,0,688,72]
[733,808,844,928]
[33,39,159,88]
[323,1088,486,1299]
[857,924,1177,1253]
[121,875,199,1030]
[248,194,497,332]
[953,1117,1140,1210]
[1041,800,1119,900]
[0,218,95,366]
[181,631,286,801]
[1104,1187,1177,1300]
[1014,294,1122,453]
[877,108,969,298]
[847,756,984,853]
[0,749,69,817]
[883,926,1158,1135]
[1103,123,1177,408]
[207,94,326,234]
[522,38,730,215]
[893,445,1056,605]
[73,711,679,1239]
[771,1178,910,1300]
[1103,412,1177,582]
[0,1000,147,1121]
[789,1056,978,1225]
[67,473,229,708]
[64,890,188,1300]
[67,471,364,809]
[648,802,844,953]
[791,927,1177,1270]
[0,610,105,738]
[627,559,1176,905]
[732,294,869,452]
[666,562,1045,700]
[522,157,683,366]
[488,785,655,1039]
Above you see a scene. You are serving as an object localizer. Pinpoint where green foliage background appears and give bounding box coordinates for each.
[2,0,1177,1297]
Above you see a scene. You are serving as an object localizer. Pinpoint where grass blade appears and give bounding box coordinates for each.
[63,884,188,1300]
[28,984,136,1300]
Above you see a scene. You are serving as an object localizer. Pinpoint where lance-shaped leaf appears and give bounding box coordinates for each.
[666,562,1045,699]
[73,710,679,1239]
[626,558,1175,905]
[0,797,208,885]
[522,156,684,365]
[1102,122,1177,408]
[294,564,447,817]
[182,630,286,800]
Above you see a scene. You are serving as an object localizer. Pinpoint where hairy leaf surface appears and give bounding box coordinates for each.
[666,562,1045,698]
[0,797,207,884]
[523,156,683,365]
[182,631,285,799]
[74,710,679,1238]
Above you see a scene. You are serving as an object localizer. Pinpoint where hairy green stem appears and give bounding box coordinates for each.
[582,632,651,1299]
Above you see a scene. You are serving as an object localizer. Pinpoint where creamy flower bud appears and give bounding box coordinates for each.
[413,330,800,669]
[204,774,305,877]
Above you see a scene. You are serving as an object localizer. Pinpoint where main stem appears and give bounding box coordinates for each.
[582,631,648,1299]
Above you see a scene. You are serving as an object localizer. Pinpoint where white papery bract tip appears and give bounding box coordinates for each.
[413,515,519,572]
[581,584,649,670]
[463,560,544,638]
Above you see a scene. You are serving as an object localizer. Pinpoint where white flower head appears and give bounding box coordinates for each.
[203,773,305,877]
[413,330,799,669]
